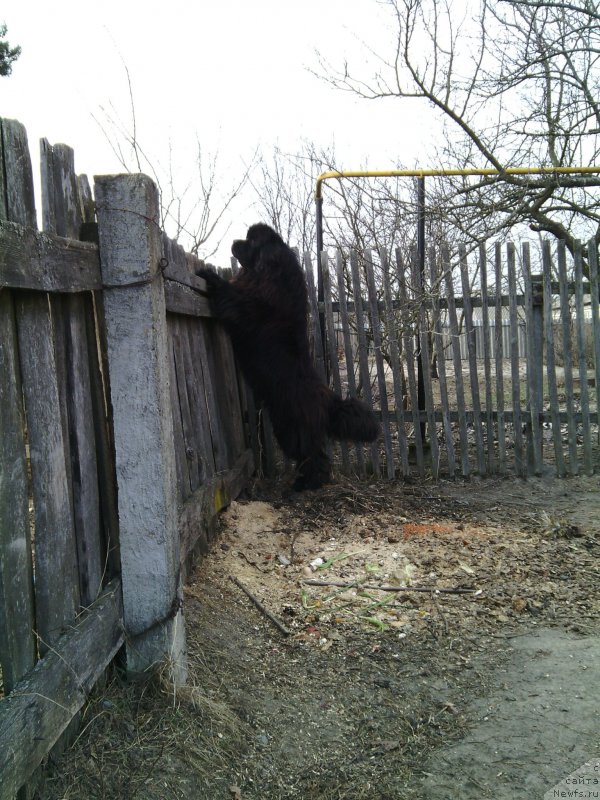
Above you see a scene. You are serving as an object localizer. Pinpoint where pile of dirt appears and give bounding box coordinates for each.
[37,474,600,800]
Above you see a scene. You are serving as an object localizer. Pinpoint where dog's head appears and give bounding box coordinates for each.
[231,223,284,271]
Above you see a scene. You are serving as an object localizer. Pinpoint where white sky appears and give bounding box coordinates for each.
[2,0,440,264]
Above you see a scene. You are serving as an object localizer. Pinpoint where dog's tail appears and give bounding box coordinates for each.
[327,394,380,443]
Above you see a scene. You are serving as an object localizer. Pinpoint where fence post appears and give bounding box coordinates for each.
[529,271,545,474]
[95,174,186,685]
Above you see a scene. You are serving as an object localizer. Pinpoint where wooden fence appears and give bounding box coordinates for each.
[295,241,600,481]
[0,118,254,799]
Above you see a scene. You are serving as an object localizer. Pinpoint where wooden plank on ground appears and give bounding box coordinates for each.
[0,291,36,694]
[364,250,395,478]
[557,241,579,474]
[0,580,124,800]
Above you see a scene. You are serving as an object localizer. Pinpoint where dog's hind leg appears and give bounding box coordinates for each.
[292,448,331,491]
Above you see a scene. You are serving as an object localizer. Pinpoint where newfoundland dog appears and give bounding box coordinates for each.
[197,223,379,490]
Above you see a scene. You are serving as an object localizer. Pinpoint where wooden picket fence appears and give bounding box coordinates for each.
[294,240,600,480]
[0,118,254,799]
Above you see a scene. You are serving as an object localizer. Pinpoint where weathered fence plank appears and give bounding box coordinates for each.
[0,222,101,292]
[588,240,600,413]
[0,119,36,227]
[573,240,593,475]
[16,291,80,656]
[507,243,524,476]
[349,250,380,475]
[459,245,485,475]
[380,249,410,476]
[521,243,544,476]
[557,241,579,474]
[396,248,425,475]
[479,244,494,474]
[542,242,566,476]
[442,245,470,477]
[412,247,440,478]
[322,252,350,473]
[494,243,507,473]
[0,292,36,694]
[335,251,367,477]
[428,248,456,477]
[364,250,395,478]
[0,580,124,800]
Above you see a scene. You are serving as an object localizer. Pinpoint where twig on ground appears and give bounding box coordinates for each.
[302,579,478,595]
[229,575,291,636]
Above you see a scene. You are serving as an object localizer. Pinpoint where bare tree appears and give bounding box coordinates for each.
[316,0,600,263]
[93,64,254,261]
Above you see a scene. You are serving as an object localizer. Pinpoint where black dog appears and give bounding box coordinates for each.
[197,223,379,490]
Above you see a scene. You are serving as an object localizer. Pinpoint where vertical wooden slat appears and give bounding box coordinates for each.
[0,291,36,693]
[40,137,104,605]
[85,294,120,580]
[380,249,409,476]
[588,240,600,432]
[304,252,326,382]
[494,243,507,473]
[363,250,395,478]
[0,119,36,226]
[349,250,381,475]
[429,247,456,478]
[507,243,524,476]
[542,241,565,476]
[322,252,350,473]
[479,244,495,474]
[396,248,425,475]
[458,245,485,475]
[412,246,440,478]
[335,251,366,477]
[188,316,230,474]
[573,240,593,475]
[441,245,470,477]
[168,320,191,502]
[521,243,543,476]
[16,294,80,651]
[557,241,579,474]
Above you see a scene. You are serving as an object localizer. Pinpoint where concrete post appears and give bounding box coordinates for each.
[94,174,186,685]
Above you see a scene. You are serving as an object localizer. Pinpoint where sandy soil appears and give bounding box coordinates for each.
[38,472,600,800]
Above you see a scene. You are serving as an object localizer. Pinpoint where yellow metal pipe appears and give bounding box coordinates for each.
[315,165,600,199]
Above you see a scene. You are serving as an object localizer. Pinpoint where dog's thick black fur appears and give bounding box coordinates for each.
[197,223,380,490]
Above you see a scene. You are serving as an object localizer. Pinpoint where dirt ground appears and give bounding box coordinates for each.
[38,471,600,800]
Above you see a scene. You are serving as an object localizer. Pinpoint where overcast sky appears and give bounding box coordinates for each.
[2,0,440,264]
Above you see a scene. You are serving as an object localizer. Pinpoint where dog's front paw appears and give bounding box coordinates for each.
[196,268,222,288]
